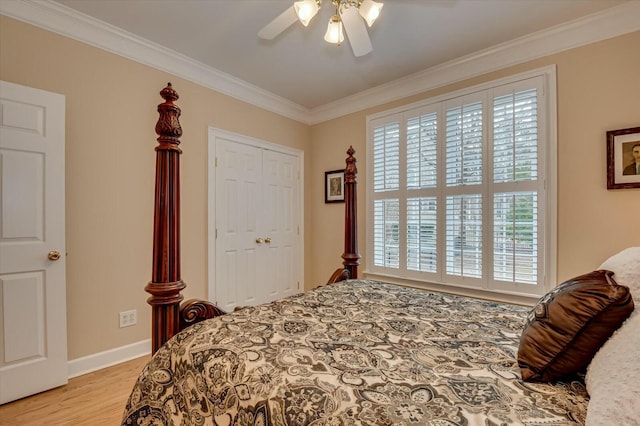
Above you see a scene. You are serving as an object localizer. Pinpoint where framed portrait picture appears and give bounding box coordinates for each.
[325,169,345,203]
[607,126,640,189]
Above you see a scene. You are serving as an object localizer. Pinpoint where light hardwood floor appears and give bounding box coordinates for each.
[0,355,150,425]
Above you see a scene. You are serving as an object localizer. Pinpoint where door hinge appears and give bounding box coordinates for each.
[215,228,218,239]
[297,226,300,235]
[215,156,218,167]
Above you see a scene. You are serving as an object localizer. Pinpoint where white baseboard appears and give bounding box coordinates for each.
[67,339,151,379]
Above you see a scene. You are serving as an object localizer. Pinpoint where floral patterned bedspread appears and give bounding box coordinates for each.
[122,280,588,425]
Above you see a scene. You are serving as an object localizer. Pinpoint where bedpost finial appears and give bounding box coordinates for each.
[156,83,182,145]
[345,146,357,182]
[160,82,179,103]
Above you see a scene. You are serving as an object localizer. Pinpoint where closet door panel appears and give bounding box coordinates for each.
[215,140,262,310]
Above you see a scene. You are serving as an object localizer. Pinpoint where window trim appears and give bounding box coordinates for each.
[364,65,557,304]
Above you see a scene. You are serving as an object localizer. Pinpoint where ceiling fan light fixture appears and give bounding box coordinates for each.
[358,0,383,27]
[259,0,381,56]
[294,0,320,26]
[324,15,344,44]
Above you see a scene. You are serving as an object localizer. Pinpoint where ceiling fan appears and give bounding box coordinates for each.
[258,0,384,57]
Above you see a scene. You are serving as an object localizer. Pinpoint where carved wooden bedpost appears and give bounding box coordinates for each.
[145,83,185,353]
[327,146,361,284]
[342,146,360,279]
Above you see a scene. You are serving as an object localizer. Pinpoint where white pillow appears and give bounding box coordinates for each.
[585,247,640,426]
[585,312,640,426]
[597,246,640,297]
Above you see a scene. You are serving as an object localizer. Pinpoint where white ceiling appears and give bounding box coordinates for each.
[49,0,631,111]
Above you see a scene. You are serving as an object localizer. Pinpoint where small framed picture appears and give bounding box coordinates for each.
[607,126,640,189]
[325,169,345,203]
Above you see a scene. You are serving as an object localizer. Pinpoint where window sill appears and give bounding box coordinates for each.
[362,271,540,307]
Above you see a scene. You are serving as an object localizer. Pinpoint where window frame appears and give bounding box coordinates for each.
[365,66,557,302]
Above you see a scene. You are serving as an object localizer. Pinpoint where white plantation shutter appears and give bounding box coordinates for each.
[442,95,485,286]
[405,109,438,274]
[407,112,437,189]
[372,118,401,268]
[491,85,541,288]
[407,197,437,272]
[445,194,483,278]
[373,122,400,191]
[373,199,399,268]
[493,192,538,284]
[446,102,483,187]
[368,71,550,297]
[493,89,538,183]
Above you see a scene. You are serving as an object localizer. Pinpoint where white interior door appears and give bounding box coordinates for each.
[215,139,262,310]
[0,81,67,404]
[262,149,300,302]
[211,131,302,311]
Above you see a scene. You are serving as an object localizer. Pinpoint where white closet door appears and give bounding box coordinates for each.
[212,132,302,311]
[262,149,300,302]
[0,81,67,404]
[215,139,262,311]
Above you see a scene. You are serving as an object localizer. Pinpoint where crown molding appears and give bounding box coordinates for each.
[2,1,639,125]
[0,0,313,123]
[308,1,640,124]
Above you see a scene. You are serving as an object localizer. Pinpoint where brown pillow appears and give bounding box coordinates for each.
[517,269,634,382]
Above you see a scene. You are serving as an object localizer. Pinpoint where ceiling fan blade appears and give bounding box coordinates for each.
[258,6,298,40]
[340,6,372,57]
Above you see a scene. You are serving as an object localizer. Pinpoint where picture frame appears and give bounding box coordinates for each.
[607,126,640,189]
[325,169,345,203]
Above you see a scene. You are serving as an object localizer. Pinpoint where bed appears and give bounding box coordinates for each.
[122,84,639,425]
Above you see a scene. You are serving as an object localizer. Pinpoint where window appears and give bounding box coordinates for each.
[367,68,555,297]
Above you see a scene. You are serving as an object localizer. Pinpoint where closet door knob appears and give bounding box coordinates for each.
[48,251,61,261]
[265,238,272,244]
[256,238,264,244]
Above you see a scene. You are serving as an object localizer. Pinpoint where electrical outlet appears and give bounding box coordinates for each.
[119,309,137,328]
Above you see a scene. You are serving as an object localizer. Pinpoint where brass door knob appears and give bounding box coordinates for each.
[48,251,61,261]
[256,238,264,244]
[265,237,272,244]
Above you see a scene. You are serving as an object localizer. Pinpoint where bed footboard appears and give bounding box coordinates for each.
[180,299,227,330]
[327,268,350,284]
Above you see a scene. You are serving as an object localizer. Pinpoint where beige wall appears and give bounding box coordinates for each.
[0,16,311,359]
[2,15,639,361]
[309,31,640,287]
